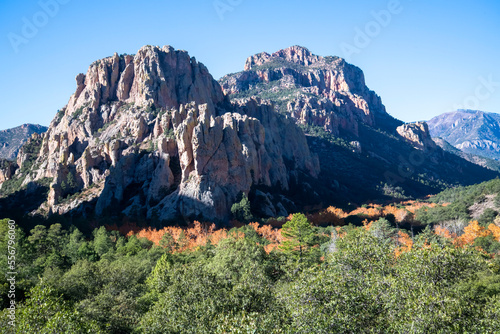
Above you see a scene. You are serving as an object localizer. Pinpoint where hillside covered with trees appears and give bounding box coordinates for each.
[2,178,500,334]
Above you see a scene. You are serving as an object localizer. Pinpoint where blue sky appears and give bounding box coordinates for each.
[0,0,499,130]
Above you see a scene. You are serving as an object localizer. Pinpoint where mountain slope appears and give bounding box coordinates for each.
[433,137,500,173]
[428,110,500,160]
[0,124,47,160]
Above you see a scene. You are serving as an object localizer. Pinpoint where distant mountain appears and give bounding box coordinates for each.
[433,137,500,173]
[428,110,500,160]
[0,124,47,160]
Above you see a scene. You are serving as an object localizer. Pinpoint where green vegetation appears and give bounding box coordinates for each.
[280,213,319,264]
[0,136,47,197]
[299,123,352,149]
[55,109,65,124]
[0,216,499,333]
[231,193,254,222]
[417,178,500,226]
[71,106,84,121]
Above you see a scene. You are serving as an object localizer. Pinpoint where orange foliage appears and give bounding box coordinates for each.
[381,206,411,223]
[249,222,283,253]
[401,201,440,214]
[109,221,239,252]
[110,221,282,254]
[349,205,382,219]
[363,220,374,231]
[434,225,455,239]
[394,231,413,257]
[488,223,500,242]
[454,221,489,248]
[307,206,347,226]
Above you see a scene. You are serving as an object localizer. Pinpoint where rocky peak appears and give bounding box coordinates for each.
[220,46,392,137]
[244,46,321,70]
[67,45,225,120]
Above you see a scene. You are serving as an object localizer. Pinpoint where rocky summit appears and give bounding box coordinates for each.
[220,45,399,136]
[0,45,318,223]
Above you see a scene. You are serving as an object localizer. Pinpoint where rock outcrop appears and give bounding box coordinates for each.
[0,160,16,184]
[1,45,319,222]
[397,122,437,151]
[219,46,390,136]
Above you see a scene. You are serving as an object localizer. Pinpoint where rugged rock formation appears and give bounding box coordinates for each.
[0,124,47,161]
[3,45,499,224]
[0,45,319,222]
[0,160,16,184]
[397,122,437,151]
[220,46,391,136]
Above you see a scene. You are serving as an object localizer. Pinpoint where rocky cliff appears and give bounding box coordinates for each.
[220,46,396,137]
[0,45,319,223]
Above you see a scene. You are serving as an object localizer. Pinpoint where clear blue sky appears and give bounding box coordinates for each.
[0,0,499,130]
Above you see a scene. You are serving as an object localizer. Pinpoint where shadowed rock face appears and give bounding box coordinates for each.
[0,45,319,223]
[220,45,390,136]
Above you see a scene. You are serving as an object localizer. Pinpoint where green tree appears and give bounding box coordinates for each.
[159,232,177,252]
[92,226,113,257]
[231,193,254,222]
[280,213,317,264]
[0,284,102,333]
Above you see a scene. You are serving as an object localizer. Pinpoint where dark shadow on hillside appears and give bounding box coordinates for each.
[303,124,500,210]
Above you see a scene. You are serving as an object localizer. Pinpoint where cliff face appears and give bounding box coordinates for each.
[220,46,391,136]
[0,45,319,222]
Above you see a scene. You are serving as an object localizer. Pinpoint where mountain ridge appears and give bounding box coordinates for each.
[0,46,498,227]
[428,109,500,160]
[0,123,47,161]
[0,45,319,225]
